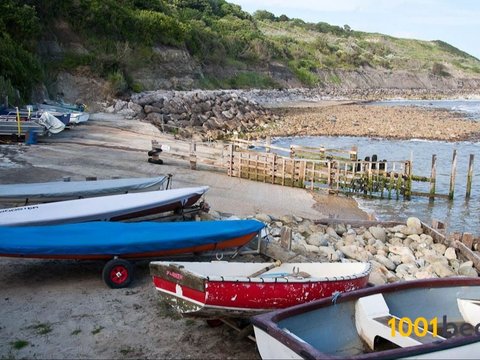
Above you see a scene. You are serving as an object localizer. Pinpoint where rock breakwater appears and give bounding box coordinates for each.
[107,90,276,140]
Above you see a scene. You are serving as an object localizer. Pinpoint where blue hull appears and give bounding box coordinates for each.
[0,220,264,259]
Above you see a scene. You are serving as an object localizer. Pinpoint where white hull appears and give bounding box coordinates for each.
[254,327,302,359]
[254,326,480,360]
[0,186,208,226]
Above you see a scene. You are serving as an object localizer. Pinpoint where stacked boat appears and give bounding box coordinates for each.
[0,176,254,288]
[0,100,90,138]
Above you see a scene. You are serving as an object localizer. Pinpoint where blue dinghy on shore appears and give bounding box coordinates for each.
[0,219,265,288]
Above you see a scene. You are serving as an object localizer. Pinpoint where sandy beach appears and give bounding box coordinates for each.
[0,109,365,359]
[0,100,477,358]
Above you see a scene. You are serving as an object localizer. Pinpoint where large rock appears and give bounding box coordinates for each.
[306,233,329,247]
[369,226,386,242]
[374,255,396,271]
[432,262,455,277]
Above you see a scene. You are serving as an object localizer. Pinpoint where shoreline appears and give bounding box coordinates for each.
[253,103,480,142]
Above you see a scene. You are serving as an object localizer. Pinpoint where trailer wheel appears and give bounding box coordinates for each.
[102,258,134,289]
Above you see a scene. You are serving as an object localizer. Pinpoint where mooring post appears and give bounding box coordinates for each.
[429,154,437,201]
[350,146,358,161]
[228,144,234,176]
[266,136,271,153]
[466,154,474,199]
[449,149,457,200]
[310,162,315,190]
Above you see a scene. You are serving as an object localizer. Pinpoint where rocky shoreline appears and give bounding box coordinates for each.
[203,211,479,285]
[107,88,480,142]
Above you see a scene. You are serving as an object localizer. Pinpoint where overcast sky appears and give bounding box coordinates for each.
[232,0,480,60]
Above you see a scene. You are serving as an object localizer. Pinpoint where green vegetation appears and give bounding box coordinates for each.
[91,325,104,335]
[29,322,53,335]
[70,329,82,336]
[1,0,480,102]
[10,340,29,350]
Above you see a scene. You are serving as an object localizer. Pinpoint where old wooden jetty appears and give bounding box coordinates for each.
[149,136,474,201]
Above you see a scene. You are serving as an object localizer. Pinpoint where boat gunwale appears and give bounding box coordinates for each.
[151,262,372,283]
[252,277,480,359]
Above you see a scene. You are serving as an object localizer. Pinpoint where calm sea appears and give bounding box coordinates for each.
[272,100,480,234]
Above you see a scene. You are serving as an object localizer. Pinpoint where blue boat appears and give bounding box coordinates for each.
[0,219,265,288]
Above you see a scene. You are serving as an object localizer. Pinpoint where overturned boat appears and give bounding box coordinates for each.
[0,186,208,226]
[252,278,480,359]
[0,219,265,288]
[150,261,371,318]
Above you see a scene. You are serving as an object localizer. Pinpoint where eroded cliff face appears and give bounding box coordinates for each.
[129,46,203,90]
[35,20,480,105]
[315,68,480,91]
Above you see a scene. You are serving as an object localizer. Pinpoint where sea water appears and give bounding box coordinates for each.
[272,100,480,233]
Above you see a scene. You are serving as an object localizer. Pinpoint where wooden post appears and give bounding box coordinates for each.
[336,161,340,192]
[266,136,271,153]
[404,161,412,200]
[350,146,358,161]
[388,164,394,200]
[271,154,276,184]
[228,144,234,176]
[429,154,437,201]
[310,162,315,190]
[327,161,331,186]
[291,159,296,187]
[449,149,457,200]
[289,145,295,159]
[281,158,286,186]
[466,154,474,199]
[367,162,372,196]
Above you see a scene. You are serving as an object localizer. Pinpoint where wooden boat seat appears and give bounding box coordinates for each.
[458,298,480,326]
[355,294,444,350]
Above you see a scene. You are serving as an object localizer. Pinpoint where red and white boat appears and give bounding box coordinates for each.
[150,261,371,318]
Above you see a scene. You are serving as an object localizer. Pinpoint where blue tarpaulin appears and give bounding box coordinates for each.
[0,220,264,258]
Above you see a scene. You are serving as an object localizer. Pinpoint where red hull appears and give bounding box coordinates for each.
[153,276,369,310]
[151,263,371,317]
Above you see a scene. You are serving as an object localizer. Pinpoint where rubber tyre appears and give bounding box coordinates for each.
[102,258,134,289]
[148,158,164,165]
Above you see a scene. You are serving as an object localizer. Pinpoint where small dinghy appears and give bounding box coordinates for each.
[0,186,208,226]
[252,278,480,359]
[0,219,265,288]
[150,261,371,318]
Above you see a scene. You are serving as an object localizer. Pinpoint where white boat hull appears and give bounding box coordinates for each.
[0,186,208,226]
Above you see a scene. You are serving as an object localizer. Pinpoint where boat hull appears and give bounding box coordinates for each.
[252,278,480,359]
[0,186,208,226]
[150,262,371,318]
[0,220,264,260]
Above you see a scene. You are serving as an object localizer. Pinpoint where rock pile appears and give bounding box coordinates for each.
[201,211,478,285]
[107,90,277,140]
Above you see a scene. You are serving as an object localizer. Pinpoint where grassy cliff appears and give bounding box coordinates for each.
[1,0,480,102]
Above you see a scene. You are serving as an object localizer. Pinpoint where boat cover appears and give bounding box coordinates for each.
[0,186,208,226]
[37,111,66,134]
[0,220,264,257]
[0,176,169,200]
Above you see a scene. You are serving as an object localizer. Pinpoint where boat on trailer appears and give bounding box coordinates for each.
[252,278,480,359]
[150,261,371,318]
[0,186,208,226]
[0,175,170,204]
[0,219,265,288]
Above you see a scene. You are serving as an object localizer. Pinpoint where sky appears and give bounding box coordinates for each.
[231,0,480,60]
